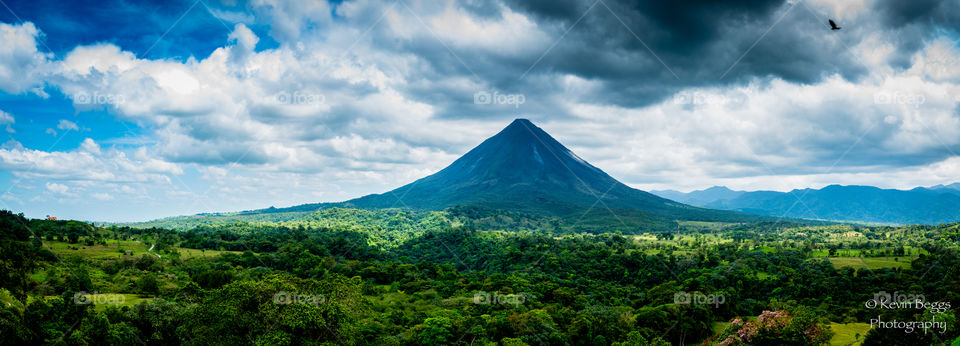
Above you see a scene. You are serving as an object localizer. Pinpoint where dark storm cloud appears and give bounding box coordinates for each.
[594,0,784,51]
[505,0,586,21]
[373,0,865,116]
[377,0,957,117]
[458,0,510,18]
[874,0,946,28]
[503,0,864,84]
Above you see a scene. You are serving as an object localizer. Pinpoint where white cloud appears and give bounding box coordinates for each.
[91,192,113,201]
[412,3,549,56]
[0,22,50,94]
[45,182,69,194]
[1,192,22,204]
[209,8,255,24]
[227,23,259,65]
[57,119,79,131]
[0,139,182,183]
[60,43,137,76]
[906,37,960,83]
[80,138,101,154]
[250,0,333,42]
[0,110,13,125]
[0,110,13,133]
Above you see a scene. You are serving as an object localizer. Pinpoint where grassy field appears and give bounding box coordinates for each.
[829,322,870,346]
[677,221,740,231]
[811,247,928,258]
[45,240,151,260]
[178,247,242,258]
[42,293,154,311]
[631,233,733,249]
[45,240,240,260]
[826,257,913,270]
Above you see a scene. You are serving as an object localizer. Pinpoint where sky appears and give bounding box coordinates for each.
[0,0,959,222]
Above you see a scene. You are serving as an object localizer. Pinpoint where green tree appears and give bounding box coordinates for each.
[416,317,454,344]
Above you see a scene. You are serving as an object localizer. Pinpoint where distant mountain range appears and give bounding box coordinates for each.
[652,184,960,225]
[261,119,765,230]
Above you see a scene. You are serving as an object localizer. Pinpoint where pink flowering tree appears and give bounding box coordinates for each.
[715,308,832,345]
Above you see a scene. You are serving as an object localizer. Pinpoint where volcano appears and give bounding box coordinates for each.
[273,118,762,230]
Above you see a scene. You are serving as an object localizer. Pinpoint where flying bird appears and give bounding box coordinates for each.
[829,19,841,30]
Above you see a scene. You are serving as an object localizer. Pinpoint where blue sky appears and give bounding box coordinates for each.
[1,0,959,221]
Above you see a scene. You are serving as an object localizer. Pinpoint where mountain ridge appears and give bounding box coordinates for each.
[652,184,960,225]
[651,186,745,206]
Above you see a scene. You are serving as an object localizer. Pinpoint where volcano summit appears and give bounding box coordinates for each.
[277,119,760,230]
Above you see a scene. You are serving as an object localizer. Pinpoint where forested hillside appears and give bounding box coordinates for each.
[3,209,959,345]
